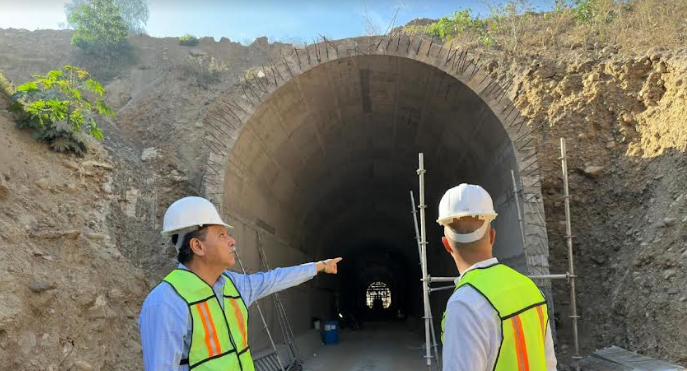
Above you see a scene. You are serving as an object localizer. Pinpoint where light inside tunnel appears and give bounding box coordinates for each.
[366,281,392,309]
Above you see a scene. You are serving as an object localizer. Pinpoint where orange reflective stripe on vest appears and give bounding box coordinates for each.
[228,298,248,348]
[196,301,222,357]
[535,306,546,339]
[511,315,530,371]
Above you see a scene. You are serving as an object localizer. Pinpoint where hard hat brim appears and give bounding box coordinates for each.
[161,221,234,236]
[436,212,498,226]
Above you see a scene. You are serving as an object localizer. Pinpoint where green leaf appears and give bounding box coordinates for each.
[45,70,63,81]
[70,88,83,101]
[85,79,104,96]
[16,81,40,94]
[95,98,114,117]
[89,118,104,140]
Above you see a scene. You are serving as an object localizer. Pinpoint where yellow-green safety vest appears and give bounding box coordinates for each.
[441,264,549,371]
[164,269,255,371]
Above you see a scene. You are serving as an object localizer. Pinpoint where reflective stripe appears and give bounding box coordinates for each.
[202,301,222,356]
[535,306,546,338]
[196,303,216,357]
[511,315,530,371]
[229,298,248,348]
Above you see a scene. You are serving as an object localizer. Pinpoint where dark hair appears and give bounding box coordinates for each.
[172,227,209,264]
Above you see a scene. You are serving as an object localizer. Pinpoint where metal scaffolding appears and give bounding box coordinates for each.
[413,140,581,368]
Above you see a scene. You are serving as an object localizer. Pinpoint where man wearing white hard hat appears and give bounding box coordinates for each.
[437,184,557,371]
[139,196,342,371]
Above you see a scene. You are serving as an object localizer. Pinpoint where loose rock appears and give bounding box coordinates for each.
[583,166,604,178]
[141,147,161,162]
[661,218,677,227]
[73,360,93,371]
[29,280,53,293]
[664,269,677,280]
[36,178,50,190]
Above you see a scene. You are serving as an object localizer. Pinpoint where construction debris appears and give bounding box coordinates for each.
[580,346,685,371]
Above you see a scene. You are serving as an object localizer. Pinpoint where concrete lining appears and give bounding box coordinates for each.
[199,36,551,350]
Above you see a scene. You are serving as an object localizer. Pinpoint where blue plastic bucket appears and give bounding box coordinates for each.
[322,320,339,345]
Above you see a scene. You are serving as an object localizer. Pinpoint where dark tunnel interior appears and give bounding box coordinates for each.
[222,54,529,343]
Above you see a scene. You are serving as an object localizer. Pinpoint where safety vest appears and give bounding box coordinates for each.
[441,264,549,371]
[164,269,255,371]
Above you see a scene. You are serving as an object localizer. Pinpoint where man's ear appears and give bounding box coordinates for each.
[490,227,496,245]
[190,237,206,257]
[442,236,453,254]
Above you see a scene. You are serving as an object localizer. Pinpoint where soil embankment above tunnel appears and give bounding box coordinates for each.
[1,26,686,370]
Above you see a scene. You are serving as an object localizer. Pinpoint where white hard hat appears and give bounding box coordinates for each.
[437,184,497,243]
[162,196,233,250]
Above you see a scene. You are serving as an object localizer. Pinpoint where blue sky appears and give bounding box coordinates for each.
[0,0,558,44]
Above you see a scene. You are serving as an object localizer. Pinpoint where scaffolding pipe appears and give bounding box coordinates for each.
[410,191,422,265]
[530,274,569,280]
[428,273,570,283]
[427,276,458,283]
[512,169,531,275]
[234,248,287,371]
[429,285,456,293]
[417,153,432,371]
[410,191,441,371]
[560,138,581,364]
[256,232,303,365]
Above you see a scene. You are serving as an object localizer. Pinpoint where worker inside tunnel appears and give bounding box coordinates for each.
[217,51,549,365]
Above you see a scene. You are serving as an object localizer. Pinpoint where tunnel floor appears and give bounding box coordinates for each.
[302,321,433,371]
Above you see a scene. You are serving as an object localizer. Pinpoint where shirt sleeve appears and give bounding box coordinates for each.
[227,262,318,307]
[442,299,493,371]
[139,285,188,371]
[545,322,558,371]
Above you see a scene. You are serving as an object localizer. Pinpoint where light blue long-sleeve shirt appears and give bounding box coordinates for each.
[138,262,318,371]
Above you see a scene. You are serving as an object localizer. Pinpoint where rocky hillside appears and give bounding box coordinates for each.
[506,48,687,365]
[0,22,686,370]
[0,28,293,371]
[0,108,148,370]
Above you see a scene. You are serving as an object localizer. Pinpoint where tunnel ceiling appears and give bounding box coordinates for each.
[223,54,517,261]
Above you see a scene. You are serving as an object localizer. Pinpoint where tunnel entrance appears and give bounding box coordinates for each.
[200,36,551,357]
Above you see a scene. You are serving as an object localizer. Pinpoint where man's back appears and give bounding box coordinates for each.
[442,258,557,371]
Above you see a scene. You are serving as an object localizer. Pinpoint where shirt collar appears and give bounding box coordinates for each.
[455,257,499,285]
[177,263,226,288]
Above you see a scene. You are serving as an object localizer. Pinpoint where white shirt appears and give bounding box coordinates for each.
[442,258,557,371]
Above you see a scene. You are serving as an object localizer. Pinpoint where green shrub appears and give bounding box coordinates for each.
[68,0,130,56]
[426,9,487,40]
[179,34,200,46]
[572,0,598,23]
[10,65,113,155]
[65,0,149,34]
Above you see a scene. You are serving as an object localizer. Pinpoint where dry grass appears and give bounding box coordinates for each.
[0,68,15,99]
[399,0,687,56]
[515,0,687,54]
[605,0,687,50]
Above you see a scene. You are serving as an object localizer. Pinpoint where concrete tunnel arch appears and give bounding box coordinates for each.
[198,36,551,350]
